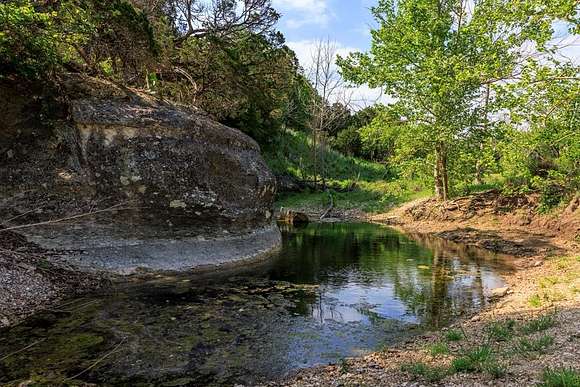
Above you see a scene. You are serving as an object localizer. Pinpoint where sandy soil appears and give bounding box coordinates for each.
[267,192,579,386]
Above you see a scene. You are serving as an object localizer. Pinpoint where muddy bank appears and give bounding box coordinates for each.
[372,190,579,254]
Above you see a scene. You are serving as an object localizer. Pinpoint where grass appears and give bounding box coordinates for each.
[516,335,554,356]
[338,358,350,374]
[427,342,449,356]
[486,319,516,342]
[528,294,543,308]
[520,314,556,334]
[541,367,580,387]
[400,362,449,382]
[445,329,463,342]
[265,130,430,214]
[452,345,494,373]
[483,360,508,379]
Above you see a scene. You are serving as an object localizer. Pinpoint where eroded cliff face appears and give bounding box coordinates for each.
[0,75,276,231]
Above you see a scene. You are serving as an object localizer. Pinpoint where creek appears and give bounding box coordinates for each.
[0,223,512,386]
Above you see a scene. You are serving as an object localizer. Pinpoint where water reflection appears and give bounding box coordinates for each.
[272,223,509,328]
[0,223,512,386]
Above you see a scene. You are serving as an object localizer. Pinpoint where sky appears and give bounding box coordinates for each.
[272,0,388,107]
[271,0,580,108]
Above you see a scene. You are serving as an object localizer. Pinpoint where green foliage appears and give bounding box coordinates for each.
[0,0,159,80]
[444,329,463,342]
[0,1,63,77]
[541,367,580,387]
[338,0,579,200]
[528,294,544,308]
[268,130,429,213]
[333,127,362,156]
[492,61,579,209]
[358,107,402,162]
[400,362,449,382]
[483,360,508,379]
[452,345,493,373]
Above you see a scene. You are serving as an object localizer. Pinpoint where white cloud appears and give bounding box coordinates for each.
[272,0,332,28]
[287,40,395,109]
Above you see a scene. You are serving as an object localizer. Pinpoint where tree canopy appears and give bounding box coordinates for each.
[338,0,579,200]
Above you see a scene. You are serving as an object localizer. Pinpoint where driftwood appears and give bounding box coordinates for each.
[319,189,334,220]
[0,203,134,233]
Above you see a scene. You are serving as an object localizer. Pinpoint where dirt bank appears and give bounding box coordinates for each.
[267,191,579,386]
[0,227,105,328]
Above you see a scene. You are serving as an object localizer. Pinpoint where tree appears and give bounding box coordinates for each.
[307,39,353,188]
[164,0,279,44]
[338,0,578,201]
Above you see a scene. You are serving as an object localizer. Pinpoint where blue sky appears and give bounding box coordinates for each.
[272,0,387,105]
[273,0,377,50]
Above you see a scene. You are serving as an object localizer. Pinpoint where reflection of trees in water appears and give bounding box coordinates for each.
[276,224,510,327]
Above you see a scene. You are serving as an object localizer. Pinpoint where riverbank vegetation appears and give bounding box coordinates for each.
[2,0,577,218]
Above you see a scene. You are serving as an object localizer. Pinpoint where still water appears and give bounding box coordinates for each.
[0,223,511,386]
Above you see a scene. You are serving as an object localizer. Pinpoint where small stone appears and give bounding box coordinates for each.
[533,260,543,267]
[169,199,187,208]
[491,286,509,298]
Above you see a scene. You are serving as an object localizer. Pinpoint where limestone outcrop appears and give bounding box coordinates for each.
[1,75,277,231]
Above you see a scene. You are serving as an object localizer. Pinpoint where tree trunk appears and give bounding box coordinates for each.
[434,144,449,201]
[475,142,485,185]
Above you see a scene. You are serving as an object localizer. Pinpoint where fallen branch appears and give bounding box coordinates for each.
[66,338,126,381]
[320,189,334,220]
[0,338,47,362]
[0,203,136,233]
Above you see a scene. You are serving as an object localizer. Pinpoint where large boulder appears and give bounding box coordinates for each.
[1,75,276,231]
[67,77,276,229]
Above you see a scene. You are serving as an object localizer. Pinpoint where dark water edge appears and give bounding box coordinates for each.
[0,223,513,386]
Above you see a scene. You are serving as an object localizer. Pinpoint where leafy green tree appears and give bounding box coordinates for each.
[358,106,403,162]
[334,127,362,156]
[158,32,302,141]
[0,0,160,81]
[0,1,69,77]
[338,0,578,200]
[498,62,579,209]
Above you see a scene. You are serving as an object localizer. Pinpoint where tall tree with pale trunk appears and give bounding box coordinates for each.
[338,0,578,201]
